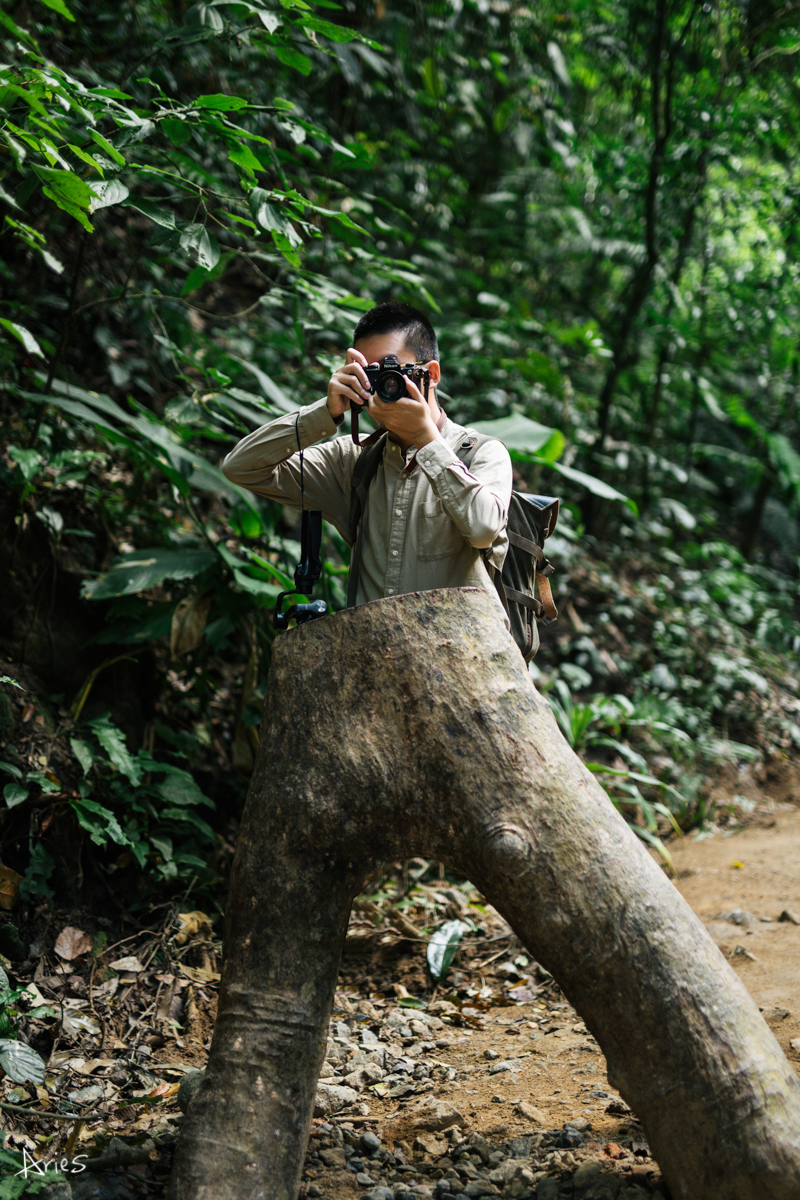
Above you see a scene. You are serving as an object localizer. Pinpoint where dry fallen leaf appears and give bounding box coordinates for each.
[109,955,145,973]
[178,964,220,984]
[170,593,212,659]
[173,911,213,946]
[0,865,23,911]
[54,926,92,961]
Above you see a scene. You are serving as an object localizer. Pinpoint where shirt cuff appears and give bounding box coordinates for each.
[416,436,462,482]
[300,397,339,445]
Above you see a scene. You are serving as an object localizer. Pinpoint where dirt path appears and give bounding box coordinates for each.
[301,808,800,1198]
[669,805,800,1069]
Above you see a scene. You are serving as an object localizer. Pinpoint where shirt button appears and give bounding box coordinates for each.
[387,588,394,594]
[396,508,402,516]
[392,550,398,557]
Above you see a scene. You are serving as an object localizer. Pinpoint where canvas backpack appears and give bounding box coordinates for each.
[346,429,558,661]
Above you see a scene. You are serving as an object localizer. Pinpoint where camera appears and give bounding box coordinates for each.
[362,355,431,404]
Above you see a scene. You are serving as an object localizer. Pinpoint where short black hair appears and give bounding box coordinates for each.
[353,301,439,363]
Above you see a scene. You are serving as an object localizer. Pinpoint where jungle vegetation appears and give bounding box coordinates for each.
[1,0,799,908]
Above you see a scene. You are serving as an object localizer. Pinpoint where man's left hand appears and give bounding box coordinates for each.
[367,376,439,449]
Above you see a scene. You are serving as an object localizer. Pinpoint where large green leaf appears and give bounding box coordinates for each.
[87,716,142,785]
[0,1039,47,1085]
[427,919,471,981]
[470,414,565,463]
[82,547,217,600]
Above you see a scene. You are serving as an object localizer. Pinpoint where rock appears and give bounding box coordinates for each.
[355,1172,374,1186]
[790,1039,800,1053]
[343,1063,385,1091]
[536,1180,560,1200]
[779,909,800,925]
[463,1182,500,1197]
[717,909,754,927]
[34,1185,72,1200]
[402,1096,468,1134]
[573,1160,603,1187]
[483,1048,500,1060]
[565,1117,592,1132]
[178,1068,205,1114]
[556,1127,583,1149]
[488,1059,514,1075]
[509,1136,533,1158]
[320,1147,347,1168]
[463,1133,489,1163]
[360,1131,381,1154]
[364,1191,393,1200]
[515,1100,546,1125]
[315,1083,359,1116]
[414,1132,447,1157]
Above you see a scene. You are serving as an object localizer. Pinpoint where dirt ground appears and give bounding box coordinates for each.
[307,799,800,1194]
[4,796,800,1197]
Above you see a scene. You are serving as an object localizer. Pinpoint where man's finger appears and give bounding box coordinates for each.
[346,347,368,367]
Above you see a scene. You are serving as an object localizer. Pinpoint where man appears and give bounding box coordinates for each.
[221,301,512,614]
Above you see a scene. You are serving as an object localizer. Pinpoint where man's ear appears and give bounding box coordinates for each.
[426,361,441,387]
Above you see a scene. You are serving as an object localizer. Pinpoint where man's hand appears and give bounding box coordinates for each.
[327,347,371,419]
[368,376,439,450]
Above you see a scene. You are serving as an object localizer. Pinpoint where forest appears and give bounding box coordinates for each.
[1,0,800,1191]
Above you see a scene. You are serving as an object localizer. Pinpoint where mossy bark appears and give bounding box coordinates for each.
[169,588,800,1200]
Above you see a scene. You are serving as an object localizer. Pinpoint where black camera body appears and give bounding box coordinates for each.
[363,355,431,404]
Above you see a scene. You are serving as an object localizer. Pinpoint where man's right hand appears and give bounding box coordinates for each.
[327,347,372,419]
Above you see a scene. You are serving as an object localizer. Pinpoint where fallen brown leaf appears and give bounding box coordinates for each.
[54,926,92,961]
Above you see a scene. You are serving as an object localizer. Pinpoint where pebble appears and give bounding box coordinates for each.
[718,908,754,927]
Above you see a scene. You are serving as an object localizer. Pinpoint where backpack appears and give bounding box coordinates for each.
[346,430,559,661]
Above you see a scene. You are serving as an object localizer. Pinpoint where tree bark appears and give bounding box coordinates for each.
[169,589,800,1200]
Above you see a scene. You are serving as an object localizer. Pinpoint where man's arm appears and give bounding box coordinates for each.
[416,436,512,549]
[221,399,356,539]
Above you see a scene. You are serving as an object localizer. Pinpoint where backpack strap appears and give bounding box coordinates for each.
[346,432,388,608]
[456,433,558,625]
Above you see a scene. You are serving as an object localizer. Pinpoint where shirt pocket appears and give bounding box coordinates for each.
[416,499,466,561]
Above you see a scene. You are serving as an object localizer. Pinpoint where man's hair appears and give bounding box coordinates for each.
[353,301,439,363]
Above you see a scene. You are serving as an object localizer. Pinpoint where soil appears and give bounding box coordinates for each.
[3,796,800,1197]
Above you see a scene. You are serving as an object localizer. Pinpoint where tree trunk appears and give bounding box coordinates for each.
[169,589,800,1200]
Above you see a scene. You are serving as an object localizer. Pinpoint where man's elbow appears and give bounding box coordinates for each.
[221,452,241,485]
[468,517,506,550]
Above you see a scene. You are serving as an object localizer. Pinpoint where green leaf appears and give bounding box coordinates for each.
[0,1040,47,1085]
[71,796,129,847]
[87,715,142,785]
[70,737,95,776]
[82,547,217,600]
[471,414,565,462]
[8,445,41,481]
[548,460,637,512]
[39,0,76,21]
[0,320,44,358]
[161,116,193,147]
[4,783,29,808]
[0,964,9,1006]
[88,128,126,165]
[153,769,212,808]
[122,197,177,228]
[228,142,263,175]
[36,167,94,226]
[88,179,130,212]
[196,93,248,110]
[427,919,470,981]
[274,45,313,74]
[189,225,220,269]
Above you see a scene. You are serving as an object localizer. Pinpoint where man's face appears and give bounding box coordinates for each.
[353,332,441,414]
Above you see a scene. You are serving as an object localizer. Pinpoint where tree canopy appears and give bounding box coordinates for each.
[1,0,799,903]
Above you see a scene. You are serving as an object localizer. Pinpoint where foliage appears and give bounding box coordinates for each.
[0,963,49,1085]
[0,0,799,900]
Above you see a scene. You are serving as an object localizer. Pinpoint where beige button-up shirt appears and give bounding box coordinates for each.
[221,398,512,611]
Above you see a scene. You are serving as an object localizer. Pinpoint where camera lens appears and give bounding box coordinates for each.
[376,370,404,402]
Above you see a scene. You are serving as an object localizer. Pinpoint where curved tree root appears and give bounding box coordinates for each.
[169,588,800,1200]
